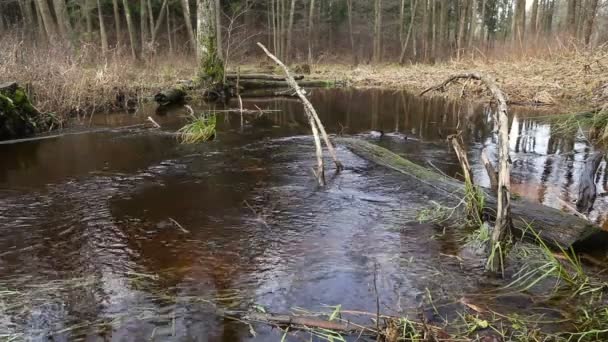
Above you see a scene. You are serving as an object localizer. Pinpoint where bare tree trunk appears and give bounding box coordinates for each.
[373,0,383,63]
[399,0,418,64]
[286,0,296,63]
[431,0,436,59]
[140,0,148,53]
[307,0,315,65]
[167,2,173,53]
[215,0,223,59]
[122,0,137,58]
[112,0,122,47]
[180,0,197,51]
[480,0,487,43]
[85,0,93,38]
[468,0,476,48]
[583,0,599,46]
[513,0,525,44]
[52,0,72,41]
[529,0,539,36]
[346,0,356,64]
[96,0,108,54]
[147,0,155,36]
[151,0,168,44]
[35,0,57,40]
[197,0,224,83]
[457,0,468,60]
[567,0,577,35]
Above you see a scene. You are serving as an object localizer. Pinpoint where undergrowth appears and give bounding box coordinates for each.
[178,112,217,144]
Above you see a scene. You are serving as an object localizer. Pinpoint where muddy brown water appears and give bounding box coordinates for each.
[0,89,606,341]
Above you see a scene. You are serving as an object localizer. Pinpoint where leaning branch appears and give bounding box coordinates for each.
[257,42,343,175]
[421,72,511,273]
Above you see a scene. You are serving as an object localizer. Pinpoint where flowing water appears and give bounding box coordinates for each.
[0,89,606,341]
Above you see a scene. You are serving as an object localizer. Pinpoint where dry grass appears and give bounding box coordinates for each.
[0,34,196,121]
[311,48,608,112]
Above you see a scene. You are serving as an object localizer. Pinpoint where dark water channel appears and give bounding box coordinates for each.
[0,89,606,341]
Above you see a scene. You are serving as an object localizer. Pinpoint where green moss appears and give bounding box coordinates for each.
[197,36,225,85]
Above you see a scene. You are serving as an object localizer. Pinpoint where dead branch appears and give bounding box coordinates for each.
[421,72,511,274]
[257,42,344,173]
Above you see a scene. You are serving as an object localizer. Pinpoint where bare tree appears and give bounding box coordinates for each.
[35,0,57,40]
[180,0,197,51]
[121,0,137,58]
[112,0,121,47]
[96,0,108,54]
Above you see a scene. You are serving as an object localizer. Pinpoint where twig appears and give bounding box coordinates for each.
[147,116,161,129]
[168,218,189,233]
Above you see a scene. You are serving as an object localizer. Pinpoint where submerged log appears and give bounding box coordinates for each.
[576,152,605,214]
[336,138,608,250]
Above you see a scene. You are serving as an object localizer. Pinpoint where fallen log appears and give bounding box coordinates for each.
[336,137,608,250]
[233,79,335,90]
[0,82,54,141]
[225,73,304,81]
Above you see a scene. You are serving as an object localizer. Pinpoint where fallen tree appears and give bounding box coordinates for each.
[335,137,608,250]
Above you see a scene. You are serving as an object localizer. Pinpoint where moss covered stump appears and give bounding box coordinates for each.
[0,82,51,141]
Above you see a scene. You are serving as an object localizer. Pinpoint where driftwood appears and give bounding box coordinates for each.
[576,152,605,214]
[336,138,608,250]
[225,73,305,81]
[421,72,511,272]
[239,88,298,98]
[257,42,343,186]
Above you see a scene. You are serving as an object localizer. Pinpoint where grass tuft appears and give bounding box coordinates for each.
[178,113,217,144]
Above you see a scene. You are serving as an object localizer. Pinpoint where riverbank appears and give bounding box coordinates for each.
[311,49,608,112]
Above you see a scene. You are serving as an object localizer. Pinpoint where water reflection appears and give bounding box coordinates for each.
[0,88,605,340]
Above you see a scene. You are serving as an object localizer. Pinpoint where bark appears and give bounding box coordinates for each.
[180,0,197,51]
[225,73,304,81]
[234,79,332,89]
[197,0,224,84]
[167,3,173,53]
[583,0,599,46]
[336,137,608,250]
[112,0,122,47]
[35,0,57,40]
[480,0,487,42]
[122,0,137,59]
[97,0,108,55]
[576,152,604,214]
[481,148,498,192]
[147,0,155,37]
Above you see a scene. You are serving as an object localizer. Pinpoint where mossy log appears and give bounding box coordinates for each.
[0,82,52,141]
[153,87,187,106]
[336,138,608,250]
